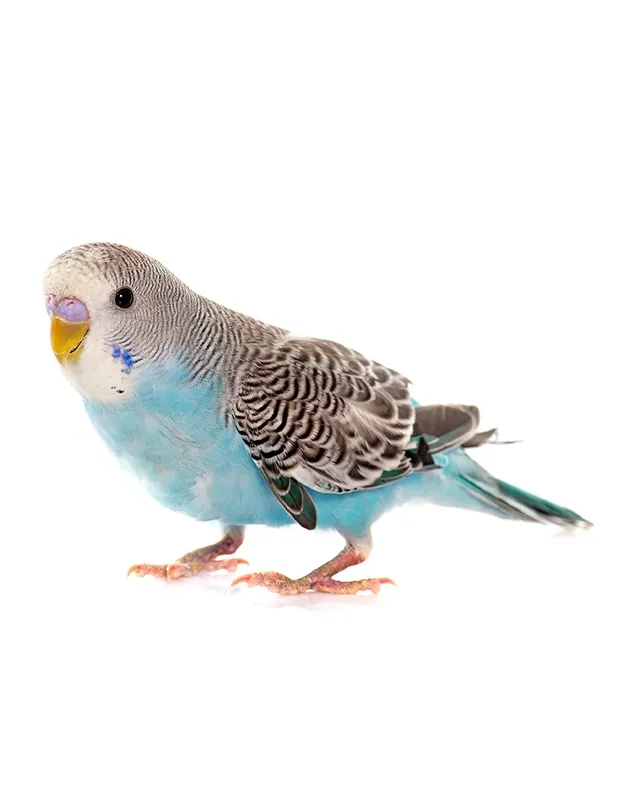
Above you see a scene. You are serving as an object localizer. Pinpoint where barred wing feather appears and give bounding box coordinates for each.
[232,337,483,528]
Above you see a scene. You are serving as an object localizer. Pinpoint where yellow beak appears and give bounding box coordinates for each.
[50,316,90,363]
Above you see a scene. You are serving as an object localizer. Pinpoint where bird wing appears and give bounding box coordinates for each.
[232,336,479,528]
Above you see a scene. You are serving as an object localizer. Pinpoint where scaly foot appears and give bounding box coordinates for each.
[231,571,395,595]
[127,526,247,581]
[128,557,247,581]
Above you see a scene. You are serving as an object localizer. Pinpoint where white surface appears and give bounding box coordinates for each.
[1,2,623,799]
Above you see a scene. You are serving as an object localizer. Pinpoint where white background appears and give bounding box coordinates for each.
[1,2,623,798]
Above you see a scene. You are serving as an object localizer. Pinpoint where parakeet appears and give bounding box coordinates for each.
[44,243,591,595]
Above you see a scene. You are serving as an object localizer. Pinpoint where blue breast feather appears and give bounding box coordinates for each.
[84,362,496,534]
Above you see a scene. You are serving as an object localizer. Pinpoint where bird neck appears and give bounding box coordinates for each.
[183,294,283,386]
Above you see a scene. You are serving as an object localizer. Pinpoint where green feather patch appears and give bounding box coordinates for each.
[370,466,411,488]
[262,469,318,530]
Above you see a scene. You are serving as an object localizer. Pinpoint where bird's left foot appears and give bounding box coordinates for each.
[231,571,395,595]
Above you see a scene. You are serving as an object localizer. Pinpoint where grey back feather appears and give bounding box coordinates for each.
[233,337,422,493]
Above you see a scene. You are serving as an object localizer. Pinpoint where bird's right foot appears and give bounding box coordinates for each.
[231,571,394,595]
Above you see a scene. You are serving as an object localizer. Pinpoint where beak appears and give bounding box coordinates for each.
[50,317,90,363]
[48,297,90,364]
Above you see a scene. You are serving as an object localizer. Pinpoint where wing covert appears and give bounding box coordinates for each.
[232,337,417,500]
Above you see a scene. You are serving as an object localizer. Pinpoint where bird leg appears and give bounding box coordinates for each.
[128,525,247,581]
[231,534,394,595]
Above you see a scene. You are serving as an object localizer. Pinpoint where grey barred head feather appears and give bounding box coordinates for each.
[44,242,281,388]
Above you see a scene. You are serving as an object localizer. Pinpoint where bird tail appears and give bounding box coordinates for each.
[407,401,591,529]
[456,467,592,530]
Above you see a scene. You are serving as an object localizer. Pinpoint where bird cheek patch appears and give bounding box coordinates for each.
[111,344,135,374]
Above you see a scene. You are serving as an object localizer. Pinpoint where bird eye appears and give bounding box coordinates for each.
[114,287,134,309]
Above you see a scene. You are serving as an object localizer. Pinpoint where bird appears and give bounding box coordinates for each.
[43,243,591,595]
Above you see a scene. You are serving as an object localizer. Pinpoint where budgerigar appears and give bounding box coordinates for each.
[44,243,591,595]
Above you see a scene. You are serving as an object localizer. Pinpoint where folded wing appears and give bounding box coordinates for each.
[232,337,483,527]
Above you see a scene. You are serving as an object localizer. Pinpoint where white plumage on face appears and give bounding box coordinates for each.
[43,242,189,403]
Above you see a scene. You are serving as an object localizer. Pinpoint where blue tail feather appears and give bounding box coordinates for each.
[457,469,592,529]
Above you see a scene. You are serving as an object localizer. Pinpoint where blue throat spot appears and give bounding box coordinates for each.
[112,344,135,373]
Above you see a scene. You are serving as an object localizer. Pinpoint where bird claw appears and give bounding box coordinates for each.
[311,577,396,595]
[211,557,249,574]
[230,571,289,592]
[127,563,167,579]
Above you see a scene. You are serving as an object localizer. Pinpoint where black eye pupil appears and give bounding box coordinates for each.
[115,288,134,309]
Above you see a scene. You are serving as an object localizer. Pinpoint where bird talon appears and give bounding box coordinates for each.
[226,558,250,571]
[230,571,291,592]
[310,576,396,595]
[127,564,167,579]
[230,573,254,588]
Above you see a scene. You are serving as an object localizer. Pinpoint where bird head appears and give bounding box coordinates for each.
[43,243,193,401]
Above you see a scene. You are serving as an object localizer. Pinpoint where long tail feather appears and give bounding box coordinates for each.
[457,471,592,529]
[462,429,521,448]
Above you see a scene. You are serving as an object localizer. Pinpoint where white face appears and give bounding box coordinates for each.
[44,257,142,403]
[43,243,188,404]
